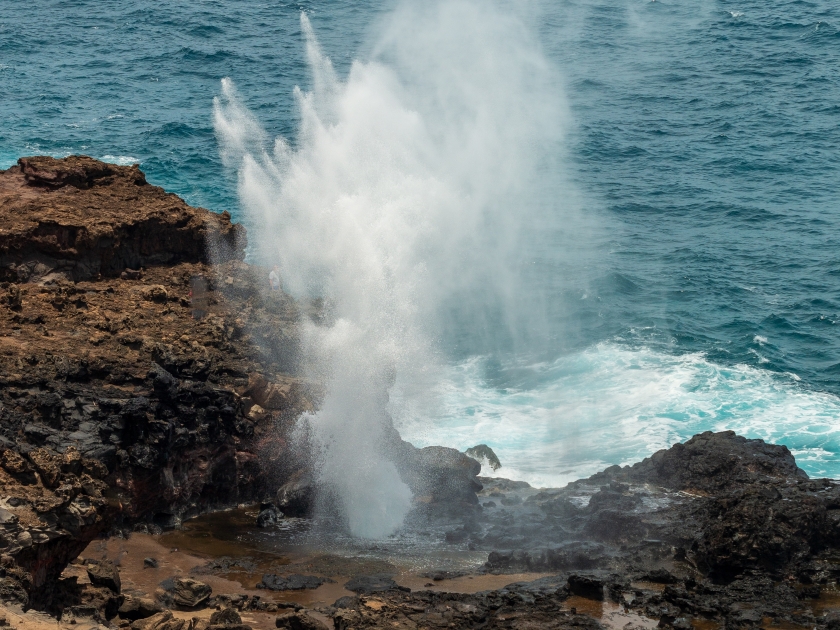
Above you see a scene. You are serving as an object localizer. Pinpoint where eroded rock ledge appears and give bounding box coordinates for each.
[0,156,244,283]
[0,157,309,610]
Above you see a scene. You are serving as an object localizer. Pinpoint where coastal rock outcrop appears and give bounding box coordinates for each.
[446,431,840,629]
[0,156,309,611]
[0,156,244,283]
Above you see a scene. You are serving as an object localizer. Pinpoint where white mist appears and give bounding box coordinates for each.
[214,0,573,537]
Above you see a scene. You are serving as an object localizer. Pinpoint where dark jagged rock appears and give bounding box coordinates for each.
[0,156,313,611]
[587,430,807,492]
[258,574,328,591]
[465,444,502,471]
[119,595,164,620]
[567,574,604,600]
[86,559,121,593]
[275,611,330,630]
[275,472,315,517]
[391,440,483,506]
[207,607,254,629]
[426,430,840,629]
[343,575,402,595]
[170,577,212,608]
[256,503,282,527]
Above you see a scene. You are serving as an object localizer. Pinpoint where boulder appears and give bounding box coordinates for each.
[275,612,329,630]
[86,559,121,593]
[171,578,212,608]
[131,610,186,630]
[343,575,400,595]
[567,575,604,601]
[276,473,315,517]
[256,505,282,528]
[120,595,164,620]
[209,608,242,625]
[464,444,502,472]
[396,443,483,505]
[258,575,327,591]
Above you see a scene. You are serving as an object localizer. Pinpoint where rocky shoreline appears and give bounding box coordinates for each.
[0,156,314,610]
[0,157,838,629]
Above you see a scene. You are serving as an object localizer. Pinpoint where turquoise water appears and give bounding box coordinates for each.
[2,0,840,483]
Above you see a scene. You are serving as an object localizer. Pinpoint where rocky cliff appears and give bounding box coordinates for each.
[0,157,309,609]
[0,156,243,283]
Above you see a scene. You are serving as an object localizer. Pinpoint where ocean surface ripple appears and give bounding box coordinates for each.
[2,0,839,483]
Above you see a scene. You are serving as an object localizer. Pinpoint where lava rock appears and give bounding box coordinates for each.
[86,560,121,593]
[27,449,60,487]
[343,575,401,595]
[464,444,502,471]
[119,595,163,620]
[643,569,680,584]
[275,612,329,630]
[171,577,212,608]
[130,610,186,630]
[333,596,359,609]
[209,608,242,625]
[256,505,282,528]
[567,575,604,601]
[276,474,315,517]
[258,574,328,591]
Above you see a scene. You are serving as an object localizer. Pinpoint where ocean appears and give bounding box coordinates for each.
[2,0,839,487]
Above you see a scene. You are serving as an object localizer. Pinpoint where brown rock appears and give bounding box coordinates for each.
[0,155,309,613]
[172,578,211,608]
[0,156,245,283]
[28,449,60,487]
[275,612,329,630]
[0,450,31,476]
[131,610,186,630]
[208,608,241,625]
[242,373,302,411]
[142,285,169,303]
[86,559,121,593]
[61,446,83,476]
[119,595,164,620]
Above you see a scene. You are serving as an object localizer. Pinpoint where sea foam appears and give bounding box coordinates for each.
[395,343,840,487]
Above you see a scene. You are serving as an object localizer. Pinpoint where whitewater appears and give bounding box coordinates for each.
[2,0,839,511]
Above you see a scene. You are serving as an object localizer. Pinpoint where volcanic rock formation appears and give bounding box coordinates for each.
[0,157,310,611]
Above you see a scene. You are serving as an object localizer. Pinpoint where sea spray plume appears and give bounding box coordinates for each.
[214,1,572,537]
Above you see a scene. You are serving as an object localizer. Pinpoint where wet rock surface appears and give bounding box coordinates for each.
[257,575,330,591]
[160,577,212,609]
[424,430,840,629]
[343,575,402,595]
[328,578,603,630]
